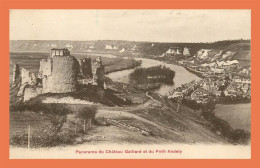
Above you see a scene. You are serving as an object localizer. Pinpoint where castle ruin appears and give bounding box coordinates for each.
[92,56,105,88]
[78,57,92,79]
[12,48,105,101]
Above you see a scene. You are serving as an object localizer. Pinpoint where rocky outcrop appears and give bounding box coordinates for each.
[222,51,235,59]
[196,49,211,59]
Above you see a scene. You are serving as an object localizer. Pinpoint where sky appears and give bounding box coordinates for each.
[10,9,251,43]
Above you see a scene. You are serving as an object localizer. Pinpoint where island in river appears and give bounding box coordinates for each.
[130,65,175,85]
[128,65,175,90]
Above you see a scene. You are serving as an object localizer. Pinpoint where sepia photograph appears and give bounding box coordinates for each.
[9,9,251,159]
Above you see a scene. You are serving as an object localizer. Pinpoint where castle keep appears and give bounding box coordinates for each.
[12,48,105,101]
[39,49,79,93]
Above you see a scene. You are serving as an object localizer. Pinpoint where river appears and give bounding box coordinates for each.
[214,103,251,132]
[106,57,201,96]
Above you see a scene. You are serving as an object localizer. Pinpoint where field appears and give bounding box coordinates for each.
[10,102,97,148]
[10,110,51,137]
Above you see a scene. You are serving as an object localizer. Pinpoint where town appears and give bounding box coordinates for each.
[163,46,251,106]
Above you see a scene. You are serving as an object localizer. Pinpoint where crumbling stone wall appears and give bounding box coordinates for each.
[42,55,79,93]
[17,83,28,97]
[20,68,37,86]
[77,57,92,78]
[12,64,37,86]
[11,64,38,97]
[38,59,52,78]
[24,87,43,102]
[92,57,105,88]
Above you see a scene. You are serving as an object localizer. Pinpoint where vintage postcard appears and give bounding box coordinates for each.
[9,9,251,159]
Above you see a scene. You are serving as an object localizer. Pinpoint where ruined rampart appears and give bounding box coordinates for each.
[12,64,37,86]
[77,57,92,78]
[92,57,105,88]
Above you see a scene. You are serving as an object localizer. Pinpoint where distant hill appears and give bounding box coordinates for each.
[10,39,251,64]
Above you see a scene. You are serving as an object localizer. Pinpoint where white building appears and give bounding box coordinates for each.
[166,48,176,54]
[105,45,113,50]
[119,48,125,53]
[112,46,118,50]
[183,47,190,56]
[168,92,183,99]
[166,48,181,55]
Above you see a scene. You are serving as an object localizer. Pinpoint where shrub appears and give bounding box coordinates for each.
[10,103,97,148]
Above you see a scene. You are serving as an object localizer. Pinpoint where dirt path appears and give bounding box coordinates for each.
[96,109,184,137]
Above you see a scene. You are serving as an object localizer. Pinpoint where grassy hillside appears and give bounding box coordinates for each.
[92,91,250,144]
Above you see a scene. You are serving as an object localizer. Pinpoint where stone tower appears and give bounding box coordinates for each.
[40,48,79,93]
